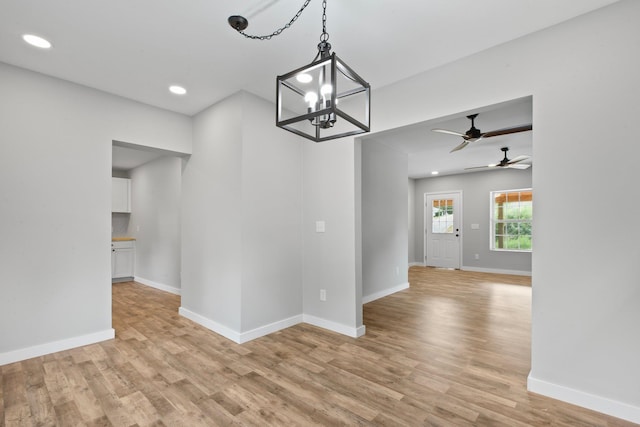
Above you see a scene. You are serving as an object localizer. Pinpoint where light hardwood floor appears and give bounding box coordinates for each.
[1,267,636,426]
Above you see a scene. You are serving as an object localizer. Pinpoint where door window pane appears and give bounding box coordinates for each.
[432,199,454,233]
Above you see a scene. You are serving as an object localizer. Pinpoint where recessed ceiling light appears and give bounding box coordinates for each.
[296,73,312,83]
[169,85,187,95]
[23,34,52,49]
[431,171,439,175]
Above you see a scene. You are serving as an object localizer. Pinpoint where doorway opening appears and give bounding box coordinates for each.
[111,140,189,304]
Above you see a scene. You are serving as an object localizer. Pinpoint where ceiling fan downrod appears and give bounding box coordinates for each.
[466,114,481,139]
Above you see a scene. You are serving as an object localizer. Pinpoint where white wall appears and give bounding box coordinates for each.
[181,91,303,341]
[129,156,182,293]
[414,168,532,274]
[303,142,363,337]
[181,92,244,333]
[0,62,191,364]
[361,139,409,302]
[240,93,303,332]
[354,0,640,421]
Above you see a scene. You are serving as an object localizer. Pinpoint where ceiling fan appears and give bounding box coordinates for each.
[465,147,531,171]
[432,113,532,153]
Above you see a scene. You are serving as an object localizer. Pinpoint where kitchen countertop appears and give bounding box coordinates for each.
[112,237,136,241]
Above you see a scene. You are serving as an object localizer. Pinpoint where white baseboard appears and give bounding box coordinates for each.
[303,314,366,338]
[179,307,303,344]
[179,307,241,342]
[239,315,303,343]
[179,307,366,343]
[528,374,640,424]
[410,263,530,276]
[0,328,115,366]
[135,276,181,295]
[362,282,409,304]
[461,266,532,276]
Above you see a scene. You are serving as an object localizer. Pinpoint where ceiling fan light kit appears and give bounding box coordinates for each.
[229,0,370,142]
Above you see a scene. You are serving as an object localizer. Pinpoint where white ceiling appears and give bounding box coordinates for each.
[1,0,618,172]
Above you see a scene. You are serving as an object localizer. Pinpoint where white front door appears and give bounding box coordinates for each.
[425,192,462,269]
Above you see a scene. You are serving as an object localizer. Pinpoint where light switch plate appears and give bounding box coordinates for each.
[471,223,480,230]
[316,221,326,233]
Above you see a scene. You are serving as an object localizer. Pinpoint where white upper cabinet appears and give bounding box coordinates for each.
[112,177,131,213]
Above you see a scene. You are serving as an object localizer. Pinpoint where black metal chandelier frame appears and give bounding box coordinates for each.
[229,0,370,142]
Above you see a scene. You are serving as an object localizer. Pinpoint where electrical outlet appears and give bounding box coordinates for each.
[320,289,327,301]
[475,253,480,260]
[395,266,400,276]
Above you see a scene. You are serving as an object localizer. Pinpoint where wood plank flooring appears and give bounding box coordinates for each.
[1,266,637,426]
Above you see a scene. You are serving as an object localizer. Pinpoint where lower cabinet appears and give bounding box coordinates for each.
[112,240,135,279]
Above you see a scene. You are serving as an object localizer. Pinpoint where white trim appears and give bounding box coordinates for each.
[179,308,367,343]
[134,276,181,295]
[179,307,303,344]
[0,329,115,366]
[461,266,532,276]
[528,374,640,424]
[239,315,303,343]
[179,307,242,343]
[303,314,366,338]
[363,282,409,304]
[409,262,426,267]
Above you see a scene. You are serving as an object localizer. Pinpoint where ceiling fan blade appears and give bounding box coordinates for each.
[481,124,532,139]
[464,164,496,170]
[507,155,530,164]
[508,163,531,169]
[450,140,470,152]
[432,128,466,138]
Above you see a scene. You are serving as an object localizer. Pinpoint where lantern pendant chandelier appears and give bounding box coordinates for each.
[228,0,370,142]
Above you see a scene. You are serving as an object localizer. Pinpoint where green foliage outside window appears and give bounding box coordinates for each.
[492,189,532,251]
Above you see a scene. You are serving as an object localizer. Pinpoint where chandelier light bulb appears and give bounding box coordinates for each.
[320,84,333,106]
[304,92,318,108]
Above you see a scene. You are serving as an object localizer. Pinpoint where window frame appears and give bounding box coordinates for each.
[490,188,533,253]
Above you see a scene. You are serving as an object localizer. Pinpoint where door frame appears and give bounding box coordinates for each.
[424,190,463,269]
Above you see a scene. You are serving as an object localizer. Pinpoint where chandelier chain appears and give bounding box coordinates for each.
[320,0,328,42]
[236,0,312,40]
